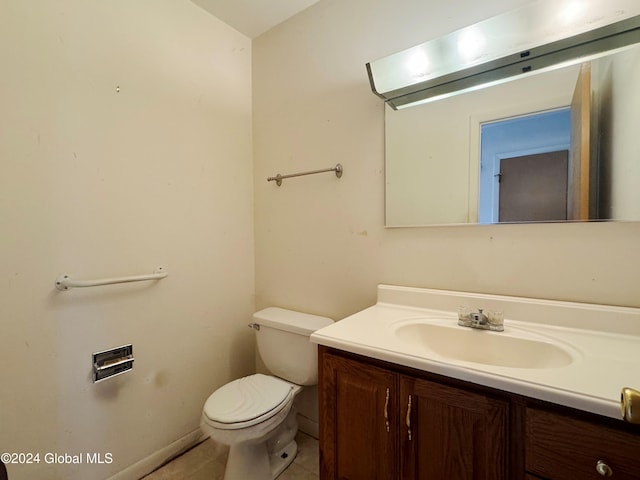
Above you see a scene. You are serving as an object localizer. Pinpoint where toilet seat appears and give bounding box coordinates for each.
[202,374,295,430]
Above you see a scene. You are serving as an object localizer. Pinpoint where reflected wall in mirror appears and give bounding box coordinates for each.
[385,43,640,226]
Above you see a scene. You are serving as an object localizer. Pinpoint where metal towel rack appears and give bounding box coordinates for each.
[267,163,343,186]
[55,267,167,291]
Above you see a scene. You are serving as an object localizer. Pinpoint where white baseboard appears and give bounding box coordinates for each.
[297,413,319,439]
[109,416,316,479]
[107,428,207,480]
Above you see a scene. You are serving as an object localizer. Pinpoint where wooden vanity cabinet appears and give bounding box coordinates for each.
[319,347,510,479]
[399,376,509,480]
[319,346,640,480]
[525,407,640,480]
[319,349,399,479]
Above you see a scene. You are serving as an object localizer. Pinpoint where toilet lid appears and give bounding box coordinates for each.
[203,374,294,429]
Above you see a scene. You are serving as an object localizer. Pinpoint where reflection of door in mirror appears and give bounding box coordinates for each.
[498,151,569,222]
[569,63,591,220]
[384,43,640,226]
[478,108,571,224]
[478,64,592,224]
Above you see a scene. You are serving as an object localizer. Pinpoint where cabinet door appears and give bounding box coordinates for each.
[400,376,509,480]
[319,350,398,479]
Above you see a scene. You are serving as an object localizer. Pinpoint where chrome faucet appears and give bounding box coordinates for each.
[470,309,489,327]
[458,307,504,332]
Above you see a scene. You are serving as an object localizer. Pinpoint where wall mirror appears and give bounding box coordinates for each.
[379,2,640,226]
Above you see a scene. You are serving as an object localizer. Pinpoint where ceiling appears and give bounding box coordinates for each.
[191,0,321,39]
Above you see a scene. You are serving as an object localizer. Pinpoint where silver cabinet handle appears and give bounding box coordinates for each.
[384,387,390,433]
[596,460,613,477]
[406,395,412,441]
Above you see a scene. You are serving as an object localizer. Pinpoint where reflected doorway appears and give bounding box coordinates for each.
[478,108,571,223]
[499,150,569,221]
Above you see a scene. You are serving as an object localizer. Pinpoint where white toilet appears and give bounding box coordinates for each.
[200,307,333,480]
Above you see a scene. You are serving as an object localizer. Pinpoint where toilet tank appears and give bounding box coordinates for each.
[253,307,334,386]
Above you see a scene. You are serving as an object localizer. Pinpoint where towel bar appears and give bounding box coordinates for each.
[55,267,167,291]
[267,163,343,186]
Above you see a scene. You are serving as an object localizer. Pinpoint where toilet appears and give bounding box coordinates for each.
[200,307,333,480]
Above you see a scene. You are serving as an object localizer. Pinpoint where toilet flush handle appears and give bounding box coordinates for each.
[248,323,260,331]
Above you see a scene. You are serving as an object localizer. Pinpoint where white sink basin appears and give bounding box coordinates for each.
[311,285,640,419]
[393,319,576,369]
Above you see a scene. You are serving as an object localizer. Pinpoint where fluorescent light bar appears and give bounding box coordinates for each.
[367,0,640,110]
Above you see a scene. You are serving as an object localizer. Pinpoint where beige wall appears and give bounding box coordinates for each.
[253,0,640,328]
[598,47,640,220]
[0,1,254,479]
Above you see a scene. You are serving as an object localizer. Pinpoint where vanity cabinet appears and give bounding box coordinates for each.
[319,349,399,479]
[319,347,509,479]
[399,376,508,480]
[525,407,640,480]
[319,346,640,480]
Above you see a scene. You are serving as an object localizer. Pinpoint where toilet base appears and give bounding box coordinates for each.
[223,438,297,480]
[217,406,300,480]
[269,439,297,479]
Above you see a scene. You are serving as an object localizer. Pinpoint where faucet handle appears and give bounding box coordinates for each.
[487,311,504,331]
[457,306,471,326]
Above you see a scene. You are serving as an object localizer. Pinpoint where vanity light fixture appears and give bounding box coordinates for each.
[366,0,640,109]
[457,27,487,64]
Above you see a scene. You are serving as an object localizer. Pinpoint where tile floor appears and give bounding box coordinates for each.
[142,432,319,480]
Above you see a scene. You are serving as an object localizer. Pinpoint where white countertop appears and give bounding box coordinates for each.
[311,285,640,420]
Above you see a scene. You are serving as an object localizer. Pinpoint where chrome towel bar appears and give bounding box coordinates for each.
[55,266,167,291]
[267,163,343,186]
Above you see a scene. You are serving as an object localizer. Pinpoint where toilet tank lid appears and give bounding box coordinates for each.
[253,307,333,335]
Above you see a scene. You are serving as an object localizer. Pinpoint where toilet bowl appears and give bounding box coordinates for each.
[200,308,333,480]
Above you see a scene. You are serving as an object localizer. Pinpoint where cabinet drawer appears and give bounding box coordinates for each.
[526,407,640,480]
